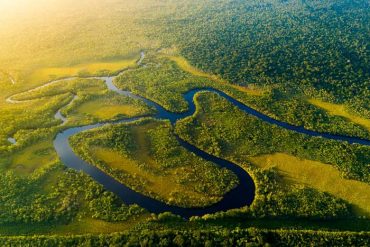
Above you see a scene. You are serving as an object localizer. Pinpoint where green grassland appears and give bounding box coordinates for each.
[115,52,370,139]
[27,58,138,85]
[309,98,370,132]
[0,163,150,235]
[62,91,153,125]
[0,75,152,150]
[70,94,147,122]
[7,139,56,176]
[0,0,369,244]
[251,153,370,216]
[70,119,238,208]
[0,49,367,239]
[159,48,265,96]
[0,45,156,237]
[176,92,370,217]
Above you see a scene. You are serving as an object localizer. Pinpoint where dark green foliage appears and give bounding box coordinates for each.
[0,168,77,224]
[0,164,145,225]
[104,125,136,155]
[176,93,370,182]
[0,228,369,247]
[249,169,351,218]
[70,119,238,207]
[157,0,370,112]
[87,191,144,222]
[1,0,369,242]
[71,123,136,157]
[147,122,238,196]
[247,88,370,139]
[115,54,212,112]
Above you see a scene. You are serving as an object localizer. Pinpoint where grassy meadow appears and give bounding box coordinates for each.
[160,49,264,96]
[250,153,370,217]
[64,92,153,124]
[309,99,370,132]
[70,119,238,208]
[176,92,370,218]
[0,0,369,244]
[27,58,138,85]
[0,7,157,235]
[7,139,56,176]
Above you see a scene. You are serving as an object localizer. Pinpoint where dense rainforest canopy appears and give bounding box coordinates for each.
[0,0,369,246]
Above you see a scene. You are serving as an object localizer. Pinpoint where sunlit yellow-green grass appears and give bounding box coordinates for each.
[74,99,145,121]
[53,215,150,235]
[8,139,57,175]
[250,153,370,217]
[0,216,151,236]
[94,147,207,203]
[309,99,370,132]
[91,122,218,207]
[163,54,264,96]
[27,58,138,85]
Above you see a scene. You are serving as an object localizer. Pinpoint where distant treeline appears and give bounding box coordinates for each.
[1,228,369,246]
[154,0,370,115]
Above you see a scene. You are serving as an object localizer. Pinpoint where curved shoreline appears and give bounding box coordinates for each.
[54,78,370,218]
[54,118,255,218]
[54,95,78,125]
[6,51,370,218]
[54,75,256,217]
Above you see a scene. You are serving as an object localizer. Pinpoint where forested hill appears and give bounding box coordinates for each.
[153,0,369,110]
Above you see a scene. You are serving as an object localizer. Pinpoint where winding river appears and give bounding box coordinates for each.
[8,52,370,218]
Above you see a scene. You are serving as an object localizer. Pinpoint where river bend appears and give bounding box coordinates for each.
[7,52,370,218]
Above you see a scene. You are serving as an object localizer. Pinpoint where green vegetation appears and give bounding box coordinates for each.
[247,89,370,139]
[11,78,105,102]
[160,49,265,96]
[0,163,146,226]
[156,0,370,115]
[148,0,370,139]
[0,42,154,238]
[70,119,238,207]
[249,168,351,218]
[116,52,370,139]
[27,58,137,85]
[6,139,56,175]
[0,0,369,245]
[309,98,370,132]
[0,76,152,151]
[63,91,153,124]
[115,52,213,112]
[1,227,369,247]
[176,92,370,183]
[251,153,370,216]
[176,92,369,218]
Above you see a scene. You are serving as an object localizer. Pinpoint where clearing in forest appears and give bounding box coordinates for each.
[164,54,264,96]
[250,153,370,217]
[27,58,138,85]
[71,120,238,208]
[309,99,370,132]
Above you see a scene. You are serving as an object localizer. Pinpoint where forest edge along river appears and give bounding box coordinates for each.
[7,52,370,218]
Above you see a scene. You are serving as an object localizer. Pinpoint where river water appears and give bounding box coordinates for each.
[9,51,369,218]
